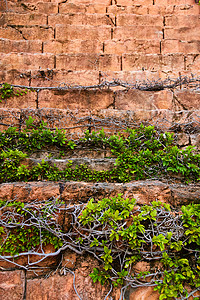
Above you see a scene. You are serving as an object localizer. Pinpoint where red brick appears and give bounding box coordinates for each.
[48,13,115,27]
[129,287,159,300]
[117,0,152,4]
[44,40,103,54]
[115,89,173,110]
[19,26,54,41]
[122,54,184,72]
[59,3,86,13]
[66,0,111,4]
[0,53,54,71]
[166,4,200,15]
[59,3,106,13]
[165,15,200,27]
[113,26,163,40]
[0,27,23,40]
[117,14,163,26]
[0,69,31,86]
[155,0,195,5]
[0,39,42,53]
[28,182,60,201]
[4,2,58,14]
[165,27,200,41]
[31,70,99,87]
[38,89,114,110]
[185,54,200,71]
[104,39,160,55]
[0,89,37,109]
[173,91,200,110]
[85,4,107,13]
[55,25,111,41]
[0,12,47,26]
[162,40,200,54]
[0,271,25,300]
[56,54,121,71]
[36,2,58,14]
[107,5,148,14]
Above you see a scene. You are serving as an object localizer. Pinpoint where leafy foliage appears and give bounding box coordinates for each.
[0,122,199,183]
[0,83,27,101]
[0,199,63,256]
[78,195,200,300]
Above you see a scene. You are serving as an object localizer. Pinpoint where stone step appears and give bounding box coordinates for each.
[107,4,200,15]
[1,52,199,73]
[27,157,116,171]
[0,107,199,147]
[1,83,200,112]
[0,180,199,206]
[1,38,200,56]
[2,1,199,16]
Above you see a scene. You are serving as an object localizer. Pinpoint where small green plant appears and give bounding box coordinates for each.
[0,83,27,101]
[0,199,63,256]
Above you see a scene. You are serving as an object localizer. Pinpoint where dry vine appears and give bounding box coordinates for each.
[0,197,199,300]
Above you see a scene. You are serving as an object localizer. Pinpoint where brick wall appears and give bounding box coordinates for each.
[0,0,199,86]
[0,1,200,299]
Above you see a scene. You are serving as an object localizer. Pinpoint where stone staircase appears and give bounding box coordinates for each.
[0,0,200,299]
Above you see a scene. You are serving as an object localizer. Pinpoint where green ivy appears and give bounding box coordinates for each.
[0,83,27,101]
[0,199,63,256]
[0,122,199,183]
[78,195,200,300]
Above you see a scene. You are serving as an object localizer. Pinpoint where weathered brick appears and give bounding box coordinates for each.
[56,53,121,71]
[36,2,58,14]
[148,4,200,15]
[117,14,163,26]
[0,53,54,71]
[0,12,47,26]
[59,3,106,14]
[129,287,159,300]
[44,40,103,54]
[115,89,173,110]
[0,89,37,109]
[85,4,107,13]
[19,26,54,41]
[55,25,111,41]
[122,54,184,72]
[185,54,200,71]
[161,40,200,54]
[165,15,200,27]
[173,91,200,110]
[0,39,42,53]
[0,271,25,300]
[59,3,86,13]
[117,0,153,4]
[113,26,163,40]
[38,90,114,110]
[56,54,100,71]
[66,0,111,4]
[0,69,31,86]
[107,5,148,15]
[104,39,160,54]
[0,27,23,40]
[164,27,200,41]
[166,4,200,15]
[31,70,100,87]
[155,0,195,5]
[48,13,115,27]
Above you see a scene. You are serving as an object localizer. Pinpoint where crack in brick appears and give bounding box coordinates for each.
[106,14,116,26]
[7,25,27,40]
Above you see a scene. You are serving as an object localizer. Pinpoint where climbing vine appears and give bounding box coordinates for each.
[0,119,199,183]
[0,196,199,300]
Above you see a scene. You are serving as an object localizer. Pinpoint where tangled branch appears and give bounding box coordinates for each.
[0,196,199,299]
